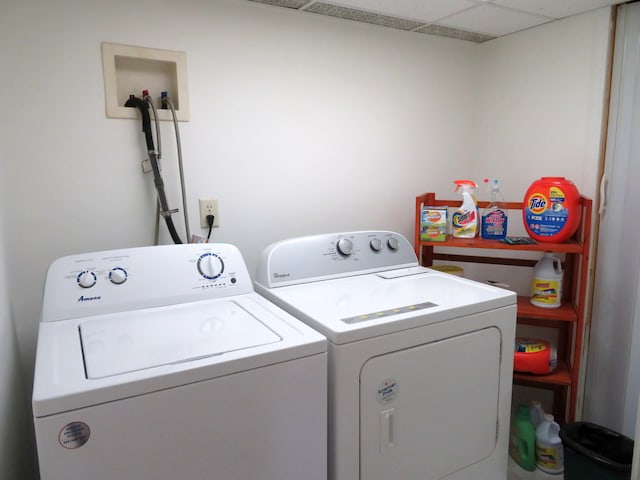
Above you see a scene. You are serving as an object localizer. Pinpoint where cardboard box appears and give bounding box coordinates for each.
[420,206,447,242]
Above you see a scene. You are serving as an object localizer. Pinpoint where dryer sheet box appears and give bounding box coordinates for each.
[420,206,447,242]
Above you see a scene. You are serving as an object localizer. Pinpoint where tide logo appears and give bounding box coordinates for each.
[426,211,442,222]
[528,194,548,214]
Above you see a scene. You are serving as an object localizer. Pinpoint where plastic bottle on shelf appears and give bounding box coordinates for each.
[535,414,564,474]
[530,252,563,308]
[452,180,479,238]
[509,404,537,471]
[481,178,508,239]
[529,400,545,428]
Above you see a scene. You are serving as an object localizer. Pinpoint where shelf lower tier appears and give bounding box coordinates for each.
[516,296,577,322]
[513,360,571,386]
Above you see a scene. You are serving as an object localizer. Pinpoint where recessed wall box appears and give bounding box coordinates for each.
[102,42,189,121]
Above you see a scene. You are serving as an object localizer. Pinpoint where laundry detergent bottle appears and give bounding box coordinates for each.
[481,178,508,240]
[531,253,563,308]
[535,414,564,474]
[452,180,479,238]
[523,177,581,243]
[509,404,537,471]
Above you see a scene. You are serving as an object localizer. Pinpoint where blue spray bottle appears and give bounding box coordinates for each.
[481,178,508,239]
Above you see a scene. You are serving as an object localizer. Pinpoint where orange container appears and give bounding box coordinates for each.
[514,338,557,374]
[523,177,581,243]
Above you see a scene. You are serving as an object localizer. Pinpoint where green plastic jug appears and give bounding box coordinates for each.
[509,404,537,471]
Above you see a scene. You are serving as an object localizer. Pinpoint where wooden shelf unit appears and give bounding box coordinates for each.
[414,192,592,423]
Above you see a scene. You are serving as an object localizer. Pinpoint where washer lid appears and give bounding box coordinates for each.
[80,301,281,379]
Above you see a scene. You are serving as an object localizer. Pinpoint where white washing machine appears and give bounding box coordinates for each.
[255,231,517,480]
[33,243,327,480]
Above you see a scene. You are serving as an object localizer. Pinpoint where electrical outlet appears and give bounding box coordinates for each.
[199,198,220,228]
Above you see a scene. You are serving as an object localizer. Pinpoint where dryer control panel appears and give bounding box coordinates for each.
[255,231,418,287]
[42,244,253,322]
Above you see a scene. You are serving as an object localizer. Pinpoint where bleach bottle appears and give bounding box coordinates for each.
[481,178,508,240]
[531,253,563,308]
[452,180,479,238]
[535,414,564,474]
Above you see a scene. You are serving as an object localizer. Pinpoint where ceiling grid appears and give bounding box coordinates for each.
[245,0,626,43]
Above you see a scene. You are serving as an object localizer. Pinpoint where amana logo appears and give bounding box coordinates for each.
[273,273,290,279]
[78,295,101,302]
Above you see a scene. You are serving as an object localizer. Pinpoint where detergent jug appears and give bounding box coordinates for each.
[523,177,581,243]
[509,404,537,471]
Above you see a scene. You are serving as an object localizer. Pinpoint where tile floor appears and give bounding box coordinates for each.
[508,457,563,479]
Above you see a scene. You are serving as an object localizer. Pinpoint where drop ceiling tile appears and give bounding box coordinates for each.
[249,0,311,8]
[438,4,551,36]
[322,0,477,23]
[305,2,424,30]
[415,24,496,43]
[491,0,622,19]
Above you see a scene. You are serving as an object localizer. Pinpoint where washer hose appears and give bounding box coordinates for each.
[125,95,183,244]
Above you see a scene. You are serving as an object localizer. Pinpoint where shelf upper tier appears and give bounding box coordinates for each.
[417,235,584,253]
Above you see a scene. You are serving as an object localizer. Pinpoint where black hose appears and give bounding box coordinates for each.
[125,95,183,244]
[124,96,154,151]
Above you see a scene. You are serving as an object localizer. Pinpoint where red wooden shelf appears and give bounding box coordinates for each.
[414,192,592,424]
[516,296,578,322]
[418,236,583,253]
[514,360,571,387]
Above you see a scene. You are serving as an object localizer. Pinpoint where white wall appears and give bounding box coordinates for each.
[0,145,36,479]
[474,8,612,202]
[0,0,613,476]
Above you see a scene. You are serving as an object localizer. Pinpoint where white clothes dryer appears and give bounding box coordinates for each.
[255,231,517,480]
[33,243,327,480]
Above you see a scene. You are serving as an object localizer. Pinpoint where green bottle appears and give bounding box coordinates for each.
[509,404,536,471]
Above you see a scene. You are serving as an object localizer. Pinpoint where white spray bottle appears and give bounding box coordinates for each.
[452,180,479,238]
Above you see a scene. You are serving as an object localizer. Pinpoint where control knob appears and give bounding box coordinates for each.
[77,270,97,288]
[336,238,354,256]
[387,237,400,250]
[370,238,382,251]
[109,267,128,285]
[198,253,224,280]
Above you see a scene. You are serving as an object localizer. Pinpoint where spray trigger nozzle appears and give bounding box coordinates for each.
[453,180,478,193]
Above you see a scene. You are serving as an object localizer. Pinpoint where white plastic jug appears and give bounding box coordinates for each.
[535,414,564,474]
[530,253,563,308]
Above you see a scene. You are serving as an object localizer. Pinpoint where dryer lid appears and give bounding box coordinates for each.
[80,300,281,379]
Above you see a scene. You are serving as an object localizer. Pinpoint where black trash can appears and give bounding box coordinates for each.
[560,422,634,480]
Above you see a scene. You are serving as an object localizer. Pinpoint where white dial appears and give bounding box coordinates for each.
[109,267,127,285]
[387,237,400,250]
[198,253,224,280]
[337,238,354,256]
[77,270,97,288]
[370,238,382,251]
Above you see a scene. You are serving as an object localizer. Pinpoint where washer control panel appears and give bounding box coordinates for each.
[256,230,418,287]
[42,243,253,322]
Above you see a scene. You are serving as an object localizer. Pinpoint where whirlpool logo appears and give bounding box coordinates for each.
[273,273,290,280]
[78,295,101,302]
